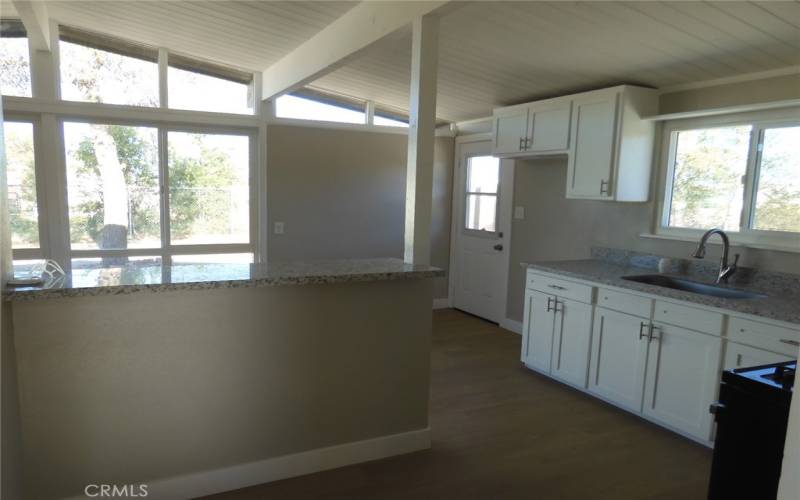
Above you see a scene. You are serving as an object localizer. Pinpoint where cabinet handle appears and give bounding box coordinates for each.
[780,339,800,347]
[547,284,567,290]
[546,297,554,312]
[524,137,532,149]
[553,298,563,313]
[519,137,524,150]
[600,179,609,196]
[639,322,649,340]
[649,325,661,342]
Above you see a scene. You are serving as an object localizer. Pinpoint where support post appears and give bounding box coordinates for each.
[403,15,439,266]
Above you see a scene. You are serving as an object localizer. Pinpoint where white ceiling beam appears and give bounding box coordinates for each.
[260,0,449,101]
[12,0,51,52]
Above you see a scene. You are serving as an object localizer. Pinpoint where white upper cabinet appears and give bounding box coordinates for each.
[526,98,572,153]
[493,105,530,155]
[492,98,571,156]
[492,85,657,202]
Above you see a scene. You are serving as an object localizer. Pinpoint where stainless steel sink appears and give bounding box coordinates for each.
[621,274,767,300]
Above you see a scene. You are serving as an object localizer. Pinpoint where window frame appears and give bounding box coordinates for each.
[656,108,800,251]
[4,113,48,260]
[59,118,258,265]
[0,18,32,98]
[462,154,501,236]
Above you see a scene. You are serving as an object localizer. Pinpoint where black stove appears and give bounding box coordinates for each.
[708,360,795,500]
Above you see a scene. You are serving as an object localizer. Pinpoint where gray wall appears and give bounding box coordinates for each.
[507,157,800,322]
[267,125,454,298]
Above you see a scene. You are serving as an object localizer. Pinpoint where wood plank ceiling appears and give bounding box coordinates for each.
[4,1,800,122]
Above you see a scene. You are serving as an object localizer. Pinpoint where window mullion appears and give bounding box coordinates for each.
[158,48,169,109]
[158,127,171,265]
[740,125,763,234]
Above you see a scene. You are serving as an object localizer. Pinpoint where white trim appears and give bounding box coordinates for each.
[455,132,492,145]
[657,66,800,95]
[644,100,800,122]
[638,232,800,254]
[432,297,450,309]
[500,318,523,335]
[266,115,410,135]
[62,428,431,500]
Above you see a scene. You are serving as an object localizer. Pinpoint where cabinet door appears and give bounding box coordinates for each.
[643,323,722,442]
[527,101,571,152]
[522,290,556,372]
[550,298,593,388]
[588,308,649,413]
[566,91,619,199]
[723,342,792,370]
[493,109,529,155]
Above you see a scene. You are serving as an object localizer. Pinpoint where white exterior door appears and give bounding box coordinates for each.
[523,290,556,371]
[642,322,722,442]
[451,140,511,323]
[588,307,649,412]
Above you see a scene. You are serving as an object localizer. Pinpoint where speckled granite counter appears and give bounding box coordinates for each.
[3,258,444,301]
[524,255,800,325]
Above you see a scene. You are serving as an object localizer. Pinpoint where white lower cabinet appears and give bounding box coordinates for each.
[551,298,593,388]
[642,323,722,442]
[522,289,555,371]
[723,342,792,370]
[523,270,799,446]
[588,307,649,413]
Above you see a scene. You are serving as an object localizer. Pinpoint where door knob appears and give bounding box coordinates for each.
[493,244,503,251]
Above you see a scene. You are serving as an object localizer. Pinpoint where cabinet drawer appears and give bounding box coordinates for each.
[727,316,800,357]
[597,288,652,318]
[527,273,593,304]
[723,341,793,370]
[653,300,723,335]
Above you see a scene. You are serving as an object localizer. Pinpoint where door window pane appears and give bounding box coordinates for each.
[465,155,499,232]
[465,195,497,232]
[168,66,252,114]
[467,156,499,194]
[667,126,751,231]
[4,121,39,248]
[60,40,159,106]
[0,23,31,97]
[64,122,161,250]
[168,132,250,245]
[752,126,800,233]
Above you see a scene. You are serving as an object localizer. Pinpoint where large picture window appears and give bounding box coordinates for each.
[659,114,800,248]
[62,121,253,264]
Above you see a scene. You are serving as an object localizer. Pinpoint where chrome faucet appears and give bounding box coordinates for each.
[691,228,739,284]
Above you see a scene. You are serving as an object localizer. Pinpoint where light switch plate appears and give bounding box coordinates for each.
[514,206,525,220]
[274,222,285,234]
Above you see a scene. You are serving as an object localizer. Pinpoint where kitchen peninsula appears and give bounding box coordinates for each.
[4,258,443,499]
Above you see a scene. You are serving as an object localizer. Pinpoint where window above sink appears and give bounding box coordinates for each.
[655,108,800,252]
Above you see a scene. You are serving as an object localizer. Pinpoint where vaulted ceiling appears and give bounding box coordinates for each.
[3,1,799,122]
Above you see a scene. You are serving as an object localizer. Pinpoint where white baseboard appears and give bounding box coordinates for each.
[65,428,430,500]
[500,318,523,335]
[432,298,451,310]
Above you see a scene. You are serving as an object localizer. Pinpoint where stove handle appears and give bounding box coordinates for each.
[709,402,726,415]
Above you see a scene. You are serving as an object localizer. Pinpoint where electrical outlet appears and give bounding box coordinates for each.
[274,222,285,234]
[514,206,525,220]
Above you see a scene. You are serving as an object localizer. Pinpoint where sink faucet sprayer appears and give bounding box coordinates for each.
[691,228,739,284]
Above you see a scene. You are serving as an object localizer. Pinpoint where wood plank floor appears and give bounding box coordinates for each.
[202,309,712,500]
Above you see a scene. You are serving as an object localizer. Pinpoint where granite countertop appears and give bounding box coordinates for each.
[524,258,800,325]
[3,258,444,302]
